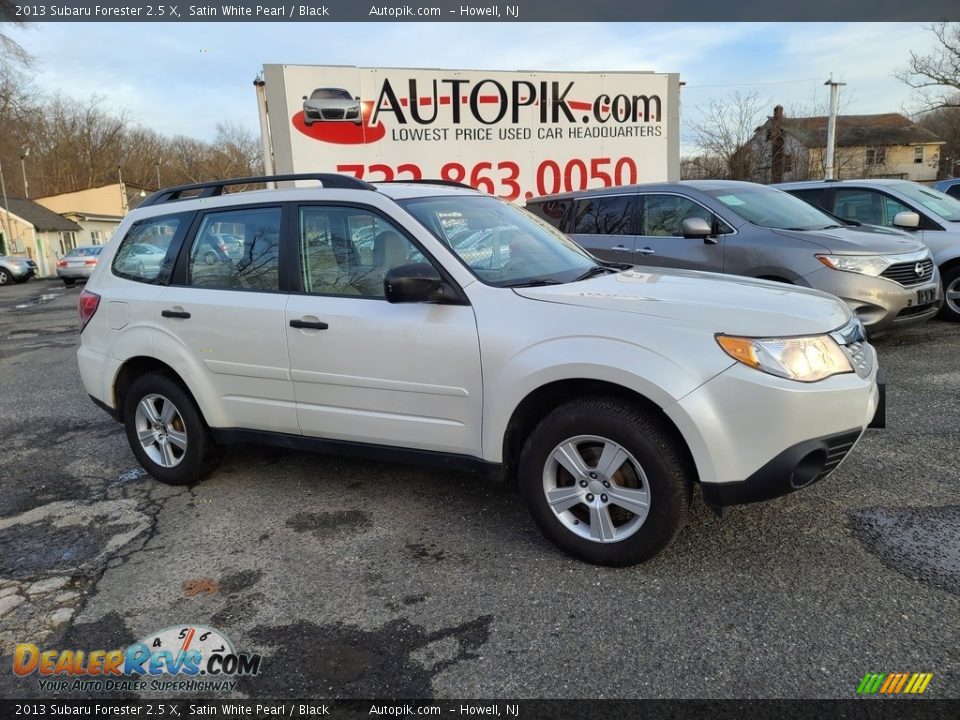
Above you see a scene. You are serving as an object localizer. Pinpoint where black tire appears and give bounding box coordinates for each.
[518,397,689,566]
[0,269,10,285]
[63,278,76,287]
[938,265,960,322]
[122,373,222,485]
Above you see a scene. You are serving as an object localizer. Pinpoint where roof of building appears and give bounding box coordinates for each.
[772,113,943,148]
[3,198,81,231]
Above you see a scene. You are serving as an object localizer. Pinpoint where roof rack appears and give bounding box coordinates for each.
[139,173,376,207]
[377,179,476,190]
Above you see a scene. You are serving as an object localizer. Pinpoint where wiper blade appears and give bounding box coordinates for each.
[507,279,563,288]
[575,265,616,281]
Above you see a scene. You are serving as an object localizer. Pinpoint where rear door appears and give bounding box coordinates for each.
[567,194,639,262]
[156,204,298,434]
[635,193,728,271]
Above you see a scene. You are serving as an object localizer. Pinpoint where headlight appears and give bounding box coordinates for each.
[716,334,853,382]
[816,254,891,276]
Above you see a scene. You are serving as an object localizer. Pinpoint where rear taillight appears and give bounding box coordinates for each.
[78,289,100,332]
[84,258,98,266]
[57,260,67,268]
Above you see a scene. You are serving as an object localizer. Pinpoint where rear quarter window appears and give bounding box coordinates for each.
[525,199,571,230]
[112,213,191,285]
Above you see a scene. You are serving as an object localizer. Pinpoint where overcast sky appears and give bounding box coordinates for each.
[9,22,935,146]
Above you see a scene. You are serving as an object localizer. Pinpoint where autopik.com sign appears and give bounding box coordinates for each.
[262,65,680,201]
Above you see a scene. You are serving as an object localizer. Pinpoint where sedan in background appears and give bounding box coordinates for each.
[527,181,941,335]
[0,255,38,285]
[56,246,103,286]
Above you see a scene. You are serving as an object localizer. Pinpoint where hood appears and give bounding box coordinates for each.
[772,226,925,255]
[514,267,851,337]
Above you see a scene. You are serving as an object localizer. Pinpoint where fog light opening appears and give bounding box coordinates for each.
[790,449,827,489]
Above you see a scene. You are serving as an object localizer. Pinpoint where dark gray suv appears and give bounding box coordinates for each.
[527,180,941,335]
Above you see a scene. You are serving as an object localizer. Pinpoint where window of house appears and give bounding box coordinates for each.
[865,148,886,166]
[914,146,924,164]
[782,154,794,173]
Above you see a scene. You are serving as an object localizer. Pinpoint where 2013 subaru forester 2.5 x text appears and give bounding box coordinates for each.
[76,174,883,566]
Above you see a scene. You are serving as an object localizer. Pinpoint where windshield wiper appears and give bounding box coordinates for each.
[575,265,616,281]
[506,278,564,288]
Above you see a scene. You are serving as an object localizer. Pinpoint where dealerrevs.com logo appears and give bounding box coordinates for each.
[13,625,262,693]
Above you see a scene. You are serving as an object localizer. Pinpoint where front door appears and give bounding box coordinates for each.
[635,193,726,272]
[285,204,483,456]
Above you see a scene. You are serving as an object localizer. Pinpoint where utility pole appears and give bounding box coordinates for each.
[118,166,129,215]
[0,160,11,255]
[156,160,162,190]
[19,147,30,198]
[823,76,846,181]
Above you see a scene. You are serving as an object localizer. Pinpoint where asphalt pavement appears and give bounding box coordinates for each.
[0,278,957,699]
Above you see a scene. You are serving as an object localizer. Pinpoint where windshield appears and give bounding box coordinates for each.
[399,195,600,287]
[310,89,352,100]
[890,182,960,222]
[705,186,840,230]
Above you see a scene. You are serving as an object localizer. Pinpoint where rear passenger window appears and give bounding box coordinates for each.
[300,206,421,298]
[526,199,571,230]
[112,214,188,285]
[642,195,712,237]
[571,196,636,235]
[187,207,282,292]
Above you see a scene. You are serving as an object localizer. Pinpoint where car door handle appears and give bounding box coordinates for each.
[637,246,656,256]
[161,309,191,319]
[612,245,631,252]
[289,319,329,330]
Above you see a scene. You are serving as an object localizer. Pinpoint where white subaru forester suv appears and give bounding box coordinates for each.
[77,174,883,566]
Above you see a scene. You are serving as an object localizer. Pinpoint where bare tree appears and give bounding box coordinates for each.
[688,91,767,180]
[897,22,960,112]
[917,100,960,178]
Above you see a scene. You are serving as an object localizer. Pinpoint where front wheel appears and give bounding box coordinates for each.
[518,398,689,566]
[123,373,222,485]
[0,269,10,285]
[939,265,960,322]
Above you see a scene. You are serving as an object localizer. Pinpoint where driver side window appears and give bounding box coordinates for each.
[299,207,421,298]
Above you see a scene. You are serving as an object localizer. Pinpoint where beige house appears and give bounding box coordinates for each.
[0,198,82,278]
[746,107,945,184]
[35,182,150,247]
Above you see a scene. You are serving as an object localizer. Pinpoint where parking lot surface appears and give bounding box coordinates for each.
[0,278,957,699]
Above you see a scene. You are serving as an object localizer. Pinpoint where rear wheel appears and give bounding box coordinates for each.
[123,373,222,485]
[518,398,689,566]
[0,269,10,285]
[939,265,960,322]
[63,278,76,287]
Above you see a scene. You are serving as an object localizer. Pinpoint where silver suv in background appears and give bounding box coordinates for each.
[776,179,960,322]
[527,181,941,335]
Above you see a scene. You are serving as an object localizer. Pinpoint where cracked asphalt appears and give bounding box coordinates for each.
[0,278,958,699]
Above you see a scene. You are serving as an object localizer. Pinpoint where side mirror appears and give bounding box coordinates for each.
[682,217,715,243]
[302,95,308,100]
[355,96,361,102]
[384,263,444,303]
[893,211,920,229]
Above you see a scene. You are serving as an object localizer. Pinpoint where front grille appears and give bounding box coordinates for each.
[897,302,938,318]
[881,258,934,286]
[322,108,345,120]
[815,430,861,482]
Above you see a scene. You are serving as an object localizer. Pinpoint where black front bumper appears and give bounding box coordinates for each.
[700,429,863,508]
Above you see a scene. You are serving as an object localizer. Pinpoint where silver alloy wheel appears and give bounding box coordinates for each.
[542,434,651,543]
[134,393,188,468]
[946,276,960,316]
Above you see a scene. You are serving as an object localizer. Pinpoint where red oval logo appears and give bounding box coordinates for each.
[292,102,385,145]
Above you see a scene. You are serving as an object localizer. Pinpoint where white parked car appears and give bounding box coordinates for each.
[77,175,883,566]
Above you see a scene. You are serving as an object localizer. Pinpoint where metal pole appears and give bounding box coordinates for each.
[823,76,846,181]
[0,160,11,255]
[254,77,276,189]
[156,160,162,189]
[19,150,29,198]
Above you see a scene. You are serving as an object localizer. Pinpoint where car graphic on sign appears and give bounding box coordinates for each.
[302,88,363,126]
